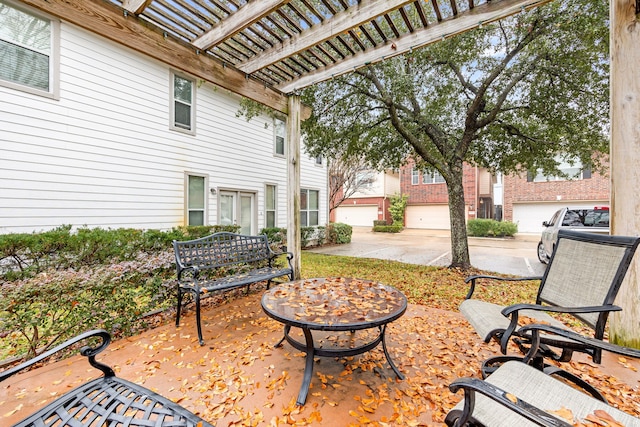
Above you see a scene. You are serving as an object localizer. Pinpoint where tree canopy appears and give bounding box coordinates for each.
[301,0,609,268]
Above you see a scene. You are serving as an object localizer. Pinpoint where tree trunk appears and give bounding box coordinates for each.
[609,0,640,349]
[447,163,471,269]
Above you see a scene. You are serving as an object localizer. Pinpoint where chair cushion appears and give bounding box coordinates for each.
[459,299,567,342]
[451,360,640,426]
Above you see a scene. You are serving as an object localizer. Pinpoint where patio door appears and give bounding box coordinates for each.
[219,191,255,234]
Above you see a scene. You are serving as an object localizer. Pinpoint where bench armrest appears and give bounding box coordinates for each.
[0,329,114,383]
[520,323,640,361]
[448,377,573,427]
[464,275,543,300]
[268,249,294,269]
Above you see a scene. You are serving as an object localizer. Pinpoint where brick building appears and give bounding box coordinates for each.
[503,158,609,232]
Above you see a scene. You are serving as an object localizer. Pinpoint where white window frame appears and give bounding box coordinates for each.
[170,71,196,134]
[0,0,60,99]
[274,118,286,157]
[411,168,419,185]
[300,188,320,227]
[185,173,208,226]
[422,170,445,184]
[533,157,585,182]
[265,184,277,228]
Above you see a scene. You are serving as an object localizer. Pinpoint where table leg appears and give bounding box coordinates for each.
[381,325,404,380]
[296,327,315,406]
[275,325,290,348]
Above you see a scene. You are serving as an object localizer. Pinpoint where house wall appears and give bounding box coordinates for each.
[0,18,326,234]
[400,160,480,228]
[502,166,609,232]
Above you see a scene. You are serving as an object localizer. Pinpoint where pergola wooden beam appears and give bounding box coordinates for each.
[121,0,152,15]
[237,0,415,75]
[276,0,553,93]
[193,0,289,50]
[20,0,308,117]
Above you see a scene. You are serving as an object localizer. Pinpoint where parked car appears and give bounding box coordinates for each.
[537,206,610,263]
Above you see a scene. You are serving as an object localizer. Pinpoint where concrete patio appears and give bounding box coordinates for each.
[2,288,639,426]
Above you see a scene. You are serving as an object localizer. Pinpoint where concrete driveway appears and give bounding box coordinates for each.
[308,227,547,277]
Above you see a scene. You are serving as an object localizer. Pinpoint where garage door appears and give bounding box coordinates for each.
[335,205,378,226]
[512,201,605,233]
[405,205,450,229]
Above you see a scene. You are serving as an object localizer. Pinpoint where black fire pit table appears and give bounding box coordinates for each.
[261,277,407,405]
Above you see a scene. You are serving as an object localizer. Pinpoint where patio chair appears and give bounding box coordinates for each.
[445,324,640,427]
[0,329,213,427]
[459,229,640,377]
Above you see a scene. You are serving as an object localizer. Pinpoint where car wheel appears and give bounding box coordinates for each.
[537,241,548,264]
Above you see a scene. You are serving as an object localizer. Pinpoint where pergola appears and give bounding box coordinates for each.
[21,0,640,344]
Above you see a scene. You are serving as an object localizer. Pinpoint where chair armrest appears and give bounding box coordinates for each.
[0,329,114,383]
[501,303,622,317]
[496,303,621,353]
[464,275,542,300]
[448,377,573,427]
[520,324,640,360]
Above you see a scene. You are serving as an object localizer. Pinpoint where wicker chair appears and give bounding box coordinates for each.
[0,330,213,427]
[445,324,640,427]
[460,230,640,376]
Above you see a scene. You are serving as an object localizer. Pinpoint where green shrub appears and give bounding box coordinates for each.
[389,193,408,225]
[327,223,352,244]
[260,227,287,247]
[301,226,326,248]
[467,219,518,237]
[373,224,403,233]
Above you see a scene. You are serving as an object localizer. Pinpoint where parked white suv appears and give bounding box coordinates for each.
[537,206,610,264]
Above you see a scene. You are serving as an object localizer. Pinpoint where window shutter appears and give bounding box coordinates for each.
[582,167,592,179]
[526,171,534,182]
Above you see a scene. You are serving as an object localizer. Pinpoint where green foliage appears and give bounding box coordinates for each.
[373,220,388,226]
[301,0,609,267]
[467,219,518,237]
[327,223,352,244]
[372,225,403,233]
[388,194,408,226]
[259,227,287,247]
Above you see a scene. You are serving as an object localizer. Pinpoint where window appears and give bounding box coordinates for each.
[356,170,375,189]
[172,72,195,132]
[530,157,590,182]
[315,155,323,166]
[187,174,207,226]
[265,184,277,228]
[300,189,319,226]
[411,168,419,185]
[422,170,445,184]
[274,118,285,156]
[0,1,59,97]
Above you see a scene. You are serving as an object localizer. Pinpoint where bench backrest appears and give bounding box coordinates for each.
[173,232,272,271]
[537,229,640,334]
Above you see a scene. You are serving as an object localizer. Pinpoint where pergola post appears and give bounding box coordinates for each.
[287,95,302,279]
[609,0,640,348]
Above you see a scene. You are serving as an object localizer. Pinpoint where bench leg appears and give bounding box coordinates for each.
[195,292,204,345]
[175,287,183,327]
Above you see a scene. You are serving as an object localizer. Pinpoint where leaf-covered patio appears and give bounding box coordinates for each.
[3,287,639,426]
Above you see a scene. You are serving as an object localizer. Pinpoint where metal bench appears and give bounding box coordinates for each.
[173,232,294,345]
[459,230,640,384]
[0,330,213,427]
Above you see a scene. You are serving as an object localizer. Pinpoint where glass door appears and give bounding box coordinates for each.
[219,191,254,234]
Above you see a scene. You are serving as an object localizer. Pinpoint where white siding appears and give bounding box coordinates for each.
[0,19,327,234]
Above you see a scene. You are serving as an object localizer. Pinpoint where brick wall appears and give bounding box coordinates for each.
[502,165,610,221]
